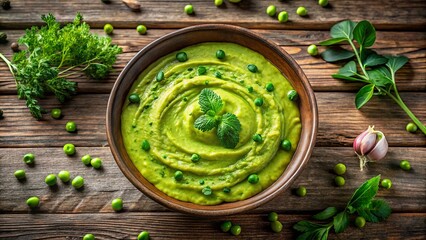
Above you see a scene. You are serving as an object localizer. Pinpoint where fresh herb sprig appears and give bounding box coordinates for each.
[319,20,425,135]
[0,13,122,119]
[293,175,391,240]
[194,88,241,149]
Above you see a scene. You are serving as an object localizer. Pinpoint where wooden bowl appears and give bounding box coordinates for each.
[106,24,318,216]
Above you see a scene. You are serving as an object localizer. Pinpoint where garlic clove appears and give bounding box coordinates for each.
[360,131,377,155]
[353,128,369,154]
[367,131,388,161]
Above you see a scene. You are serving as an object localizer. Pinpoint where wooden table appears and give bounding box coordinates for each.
[1,1,425,239]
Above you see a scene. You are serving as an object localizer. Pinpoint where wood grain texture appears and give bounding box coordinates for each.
[0,29,425,94]
[0,0,425,30]
[0,212,425,239]
[0,93,424,148]
[1,147,424,213]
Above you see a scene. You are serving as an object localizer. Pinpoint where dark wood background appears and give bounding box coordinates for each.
[0,0,425,239]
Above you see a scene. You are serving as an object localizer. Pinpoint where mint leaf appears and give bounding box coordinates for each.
[332,74,363,81]
[293,221,327,233]
[353,20,376,48]
[357,199,392,223]
[199,88,223,114]
[330,20,356,40]
[296,228,330,240]
[217,113,241,149]
[355,84,375,109]
[321,48,355,62]
[363,52,388,67]
[194,114,218,132]
[333,211,349,233]
[337,61,357,77]
[319,37,347,46]
[347,175,381,212]
[367,67,393,87]
[313,207,338,221]
[385,55,409,75]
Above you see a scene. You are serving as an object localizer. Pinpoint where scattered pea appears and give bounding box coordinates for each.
[83,233,95,240]
[271,221,283,233]
[252,133,263,142]
[220,221,232,232]
[45,174,57,186]
[129,93,140,103]
[266,5,277,17]
[174,170,183,181]
[111,198,123,211]
[265,82,274,92]
[216,49,225,59]
[214,0,223,7]
[23,153,35,165]
[58,170,71,182]
[268,212,279,222]
[184,4,194,15]
[405,122,418,133]
[355,216,366,228]
[335,176,345,187]
[191,153,200,163]
[176,52,188,62]
[381,178,392,189]
[214,71,222,79]
[63,143,76,156]
[65,121,77,132]
[136,25,147,35]
[197,66,207,75]
[307,44,318,56]
[247,64,258,73]
[91,158,103,169]
[51,108,62,119]
[247,86,254,93]
[334,163,346,175]
[230,225,241,236]
[296,186,307,197]
[254,97,264,106]
[318,0,328,7]
[281,139,292,151]
[223,187,231,193]
[141,140,150,151]
[202,186,212,196]
[81,154,92,165]
[296,6,308,16]
[103,23,114,34]
[156,71,164,81]
[400,160,411,171]
[14,169,26,180]
[72,176,84,189]
[248,173,259,184]
[137,231,150,240]
[26,196,40,208]
[199,179,205,185]
[277,11,288,23]
[287,90,298,101]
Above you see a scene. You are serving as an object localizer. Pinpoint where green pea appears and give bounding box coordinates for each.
[214,0,223,6]
[296,6,308,16]
[247,64,258,73]
[136,25,147,35]
[318,0,328,7]
[176,52,188,62]
[307,44,318,56]
[199,179,205,185]
[137,231,150,240]
[335,176,345,187]
[23,153,35,165]
[287,90,298,101]
[296,186,307,197]
[91,158,103,169]
[191,153,200,163]
[248,173,259,184]
[202,186,212,196]
[83,233,95,240]
[400,160,411,171]
[51,108,62,119]
[45,174,57,186]
[268,212,279,222]
[141,140,150,151]
[247,86,254,93]
[355,216,366,228]
[381,178,392,189]
[156,71,164,81]
[184,4,194,15]
[63,143,76,156]
[230,225,241,236]
[277,11,288,23]
[281,139,292,151]
[129,93,140,103]
[334,163,347,175]
[14,169,26,180]
[252,133,263,142]
[65,121,77,133]
[266,5,277,17]
[216,49,225,59]
[111,198,123,211]
[197,66,207,75]
[72,176,84,189]
[104,23,114,34]
[220,221,232,232]
[26,196,40,208]
[271,221,283,233]
[174,170,183,181]
[214,71,222,79]
[265,82,274,92]
[223,187,231,193]
[58,170,71,182]
[81,154,92,165]
[254,97,264,106]
[406,122,418,133]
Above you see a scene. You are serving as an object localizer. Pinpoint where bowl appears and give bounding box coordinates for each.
[106,24,318,216]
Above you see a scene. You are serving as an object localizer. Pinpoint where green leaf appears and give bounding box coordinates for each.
[363,52,388,67]
[321,48,355,63]
[217,113,241,149]
[385,55,409,75]
[332,74,363,82]
[194,114,218,132]
[293,221,326,232]
[198,88,223,114]
[333,211,349,233]
[330,20,357,40]
[367,67,393,87]
[319,37,348,46]
[313,207,339,220]
[337,61,357,77]
[347,175,381,211]
[355,84,375,109]
[357,199,392,223]
[296,228,330,240]
[353,20,376,48]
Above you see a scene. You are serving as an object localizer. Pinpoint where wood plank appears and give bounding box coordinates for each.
[1,147,424,213]
[0,212,425,239]
[1,30,425,93]
[0,0,425,30]
[0,92,424,148]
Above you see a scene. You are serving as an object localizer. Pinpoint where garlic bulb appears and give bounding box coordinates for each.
[353,126,388,171]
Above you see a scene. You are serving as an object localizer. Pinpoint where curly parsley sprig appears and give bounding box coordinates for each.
[0,13,122,119]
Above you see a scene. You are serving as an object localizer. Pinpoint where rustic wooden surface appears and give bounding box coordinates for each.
[0,0,425,239]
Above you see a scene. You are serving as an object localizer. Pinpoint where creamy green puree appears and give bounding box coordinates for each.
[122,42,301,205]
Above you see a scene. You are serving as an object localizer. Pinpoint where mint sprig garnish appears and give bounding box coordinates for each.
[194,89,241,149]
